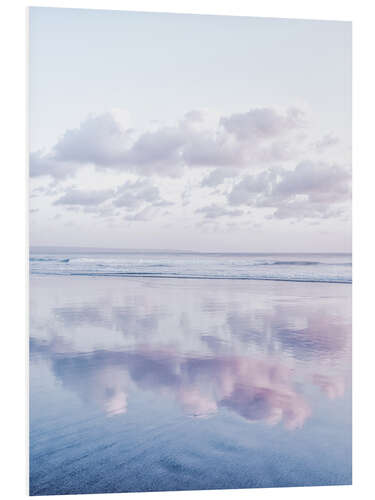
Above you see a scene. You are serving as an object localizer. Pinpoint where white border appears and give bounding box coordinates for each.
[1,1,374,499]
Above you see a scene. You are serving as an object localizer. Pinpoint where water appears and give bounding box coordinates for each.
[30,247,352,283]
[29,268,352,495]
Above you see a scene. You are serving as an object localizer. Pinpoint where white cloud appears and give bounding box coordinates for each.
[51,178,172,222]
[30,106,307,179]
[200,167,238,187]
[227,161,351,220]
[54,187,114,206]
[220,107,305,142]
[196,204,244,219]
[30,151,77,180]
[124,206,155,222]
[113,179,162,210]
[54,112,133,166]
[314,133,339,153]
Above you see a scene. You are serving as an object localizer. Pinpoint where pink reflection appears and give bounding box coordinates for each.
[30,281,351,429]
[174,356,312,429]
[104,392,128,416]
[178,388,218,417]
[46,346,316,428]
[312,374,346,400]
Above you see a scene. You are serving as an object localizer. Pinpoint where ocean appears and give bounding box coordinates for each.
[29,249,352,495]
[29,248,352,283]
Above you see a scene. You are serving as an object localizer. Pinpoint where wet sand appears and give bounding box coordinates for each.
[29,275,352,495]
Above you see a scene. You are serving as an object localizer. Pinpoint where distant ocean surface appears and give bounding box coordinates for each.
[30,248,352,284]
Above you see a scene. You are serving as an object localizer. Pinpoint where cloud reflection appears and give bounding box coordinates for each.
[31,340,349,428]
[30,277,351,427]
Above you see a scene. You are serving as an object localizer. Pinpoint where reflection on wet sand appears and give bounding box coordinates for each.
[33,342,315,426]
[30,276,351,429]
[30,276,352,494]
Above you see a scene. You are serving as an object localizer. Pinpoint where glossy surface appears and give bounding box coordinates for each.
[29,275,351,495]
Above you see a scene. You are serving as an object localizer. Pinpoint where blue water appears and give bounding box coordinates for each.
[29,247,352,283]
[29,272,351,495]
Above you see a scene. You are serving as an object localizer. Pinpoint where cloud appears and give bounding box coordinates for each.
[227,161,351,219]
[30,184,62,198]
[30,151,77,180]
[125,127,186,176]
[220,106,305,142]
[153,199,174,207]
[51,178,172,221]
[196,204,244,219]
[314,133,339,153]
[269,200,347,220]
[54,187,114,206]
[200,167,238,187]
[181,185,193,206]
[30,106,307,179]
[123,206,155,221]
[113,179,162,209]
[82,206,118,218]
[272,161,350,202]
[228,169,279,206]
[54,112,133,166]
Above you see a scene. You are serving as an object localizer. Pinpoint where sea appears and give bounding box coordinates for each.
[29,247,352,283]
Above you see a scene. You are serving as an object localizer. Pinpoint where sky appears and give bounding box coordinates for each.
[29,7,352,252]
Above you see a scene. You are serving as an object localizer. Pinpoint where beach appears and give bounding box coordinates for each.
[27,8,352,496]
[29,271,352,495]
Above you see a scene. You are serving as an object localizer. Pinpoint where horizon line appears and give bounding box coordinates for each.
[29,245,352,255]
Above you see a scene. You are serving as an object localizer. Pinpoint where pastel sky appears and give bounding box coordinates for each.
[29,7,352,252]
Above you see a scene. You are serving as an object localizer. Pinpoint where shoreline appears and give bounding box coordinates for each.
[29,272,352,285]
